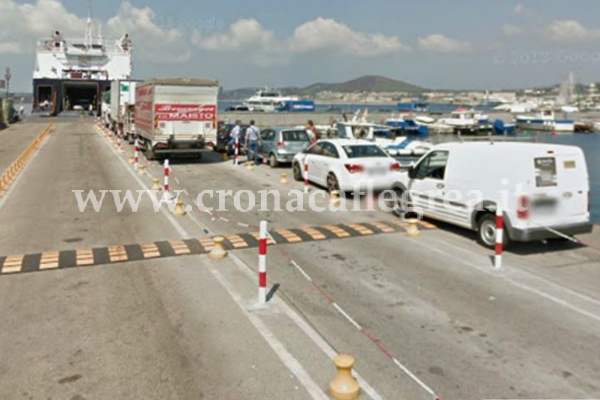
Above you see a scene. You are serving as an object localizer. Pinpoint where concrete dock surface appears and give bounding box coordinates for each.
[0,117,598,400]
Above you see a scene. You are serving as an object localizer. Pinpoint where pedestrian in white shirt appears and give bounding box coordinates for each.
[245,120,262,164]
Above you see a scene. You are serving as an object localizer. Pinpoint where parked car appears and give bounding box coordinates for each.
[292,139,402,192]
[395,142,593,247]
[260,128,311,167]
[214,123,248,154]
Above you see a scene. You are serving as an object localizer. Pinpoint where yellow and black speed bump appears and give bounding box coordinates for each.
[0,220,436,276]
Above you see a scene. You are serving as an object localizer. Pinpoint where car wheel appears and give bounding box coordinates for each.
[477,214,501,249]
[292,162,302,181]
[269,153,279,168]
[392,188,407,216]
[327,173,339,193]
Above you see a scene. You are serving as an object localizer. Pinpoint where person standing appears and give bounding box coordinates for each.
[245,120,262,164]
[307,120,320,145]
[230,120,242,163]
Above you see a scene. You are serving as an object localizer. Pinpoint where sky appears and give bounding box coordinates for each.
[2,0,600,92]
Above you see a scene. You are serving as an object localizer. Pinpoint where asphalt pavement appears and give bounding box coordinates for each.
[0,117,598,400]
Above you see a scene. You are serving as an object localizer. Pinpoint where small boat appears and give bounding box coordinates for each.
[516,110,575,132]
[335,116,432,158]
[397,101,429,113]
[438,108,491,135]
[492,119,516,135]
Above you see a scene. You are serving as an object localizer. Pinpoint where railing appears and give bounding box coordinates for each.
[36,39,131,55]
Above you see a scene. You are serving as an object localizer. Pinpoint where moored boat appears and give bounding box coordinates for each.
[516,110,575,132]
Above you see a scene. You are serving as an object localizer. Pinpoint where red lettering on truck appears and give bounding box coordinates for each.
[154,104,216,122]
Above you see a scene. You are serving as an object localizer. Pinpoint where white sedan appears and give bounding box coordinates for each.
[292,139,402,193]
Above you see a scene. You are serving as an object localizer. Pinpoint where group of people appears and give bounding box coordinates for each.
[229,119,321,165]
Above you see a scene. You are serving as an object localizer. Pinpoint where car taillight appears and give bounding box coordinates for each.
[345,164,365,174]
[278,141,285,147]
[390,162,401,171]
[517,195,530,219]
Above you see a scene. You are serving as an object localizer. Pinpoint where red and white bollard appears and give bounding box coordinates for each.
[304,160,309,194]
[494,206,504,270]
[134,138,139,170]
[234,136,239,166]
[259,220,268,305]
[163,159,170,201]
[116,130,123,152]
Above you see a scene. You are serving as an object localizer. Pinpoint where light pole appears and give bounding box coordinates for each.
[4,67,11,97]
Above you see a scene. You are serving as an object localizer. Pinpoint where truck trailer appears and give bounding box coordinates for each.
[135,78,219,160]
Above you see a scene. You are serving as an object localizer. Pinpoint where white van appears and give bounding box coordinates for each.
[394,142,593,247]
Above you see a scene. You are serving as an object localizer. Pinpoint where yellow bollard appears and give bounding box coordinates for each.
[129,156,135,165]
[222,152,229,162]
[406,219,421,238]
[330,190,341,207]
[151,178,162,191]
[173,200,187,217]
[280,172,288,185]
[246,161,254,170]
[138,165,147,175]
[329,354,361,400]
[209,237,228,259]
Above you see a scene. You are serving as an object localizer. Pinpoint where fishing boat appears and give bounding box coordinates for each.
[515,110,575,132]
[32,10,132,116]
[437,108,491,135]
[244,89,299,112]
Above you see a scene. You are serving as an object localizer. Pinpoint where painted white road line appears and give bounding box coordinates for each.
[208,263,328,400]
[411,236,600,325]
[332,302,363,331]
[288,257,437,399]
[98,126,362,400]
[228,254,384,400]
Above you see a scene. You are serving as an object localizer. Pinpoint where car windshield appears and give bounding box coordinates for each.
[282,130,309,142]
[342,145,387,158]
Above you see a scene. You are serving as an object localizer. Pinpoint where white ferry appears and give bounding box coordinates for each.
[32,16,132,116]
[244,89,298,112]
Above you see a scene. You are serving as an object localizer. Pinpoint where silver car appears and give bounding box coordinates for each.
[259,128,311,167]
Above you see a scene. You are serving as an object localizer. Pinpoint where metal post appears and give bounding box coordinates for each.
[234,136,239,166]
[304,160,309,194]
[134,138,139,170]
[163,159,170,201]
[258,220,268,304]
[494,206,504,270]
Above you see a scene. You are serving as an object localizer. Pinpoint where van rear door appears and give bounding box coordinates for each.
[529,150,589,226]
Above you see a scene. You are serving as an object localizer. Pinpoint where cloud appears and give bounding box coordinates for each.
[513,4,525,14]
[0,0,188,63]
[192,17,409,65]
[288,17,410,56]
[502,24,523,36]
[418,34,472,53]
[192,18,274,51]
[546,20,600,42]
[0,0,87,54]
[105,2,188,63]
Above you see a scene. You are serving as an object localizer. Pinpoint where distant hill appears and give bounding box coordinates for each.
[220,75,425,100]
[299,75,425,95]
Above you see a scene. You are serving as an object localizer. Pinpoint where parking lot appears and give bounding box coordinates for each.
[0,117,598,400]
